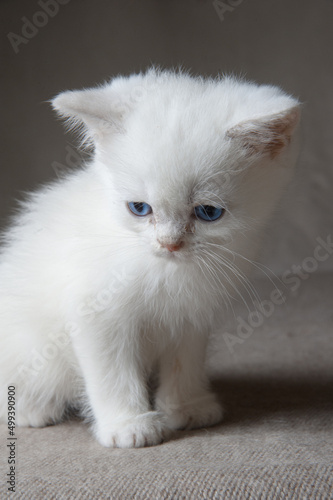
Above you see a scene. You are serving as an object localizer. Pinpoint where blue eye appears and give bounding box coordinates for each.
[194,205,224,222]
[128,202,152,217]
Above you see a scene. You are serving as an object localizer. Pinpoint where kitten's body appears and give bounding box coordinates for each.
[0,70,300,447]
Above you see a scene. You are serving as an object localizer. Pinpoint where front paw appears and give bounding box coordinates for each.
[94,411,171,448]
[157,392,223,431]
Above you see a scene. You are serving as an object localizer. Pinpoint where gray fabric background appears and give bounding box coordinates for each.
[1,0,332,274]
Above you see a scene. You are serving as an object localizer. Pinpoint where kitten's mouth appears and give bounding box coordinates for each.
[158,247,188,261]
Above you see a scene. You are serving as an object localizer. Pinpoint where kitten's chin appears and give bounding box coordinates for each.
[154,248,189,262]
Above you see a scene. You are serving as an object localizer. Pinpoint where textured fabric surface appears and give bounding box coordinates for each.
[1,273,332,498]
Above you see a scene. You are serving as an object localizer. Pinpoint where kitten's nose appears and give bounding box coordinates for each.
[166,243,183,252]
[158,240,184,252]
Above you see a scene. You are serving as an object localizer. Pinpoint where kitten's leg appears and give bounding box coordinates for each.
[156,333,223,430]
[72,325,168,448]
[0,328,76,428]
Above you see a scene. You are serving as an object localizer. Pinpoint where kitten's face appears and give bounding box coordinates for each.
[125,183,228,261]
[102,127,246,266]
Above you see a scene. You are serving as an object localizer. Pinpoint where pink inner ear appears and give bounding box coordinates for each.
[227,107,300,159]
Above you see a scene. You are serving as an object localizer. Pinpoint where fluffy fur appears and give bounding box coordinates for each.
[0,69,300,447]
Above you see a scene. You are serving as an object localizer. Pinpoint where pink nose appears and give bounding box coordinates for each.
[166,243,183,252]
[159,241,184,252]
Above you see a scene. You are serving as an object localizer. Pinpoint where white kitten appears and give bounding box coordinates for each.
[0,69,300,448]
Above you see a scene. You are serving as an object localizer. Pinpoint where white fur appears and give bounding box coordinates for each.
[0,69,300,447]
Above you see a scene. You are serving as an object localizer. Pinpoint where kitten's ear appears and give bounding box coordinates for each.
[226,106,300,159]
[51,86,127,145]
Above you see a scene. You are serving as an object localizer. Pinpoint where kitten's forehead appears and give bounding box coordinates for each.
[110,120,234,210]
[115,160,229,214]
[123,111,229,183]
[130,94,227,148]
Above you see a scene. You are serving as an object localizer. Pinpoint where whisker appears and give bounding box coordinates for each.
[195,254,235,315]
[201,248,261,312]
[201,250,255,314]
[206,241,282,293]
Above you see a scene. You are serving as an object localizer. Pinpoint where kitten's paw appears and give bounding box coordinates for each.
[94,411,171,448]
[157,392,223,431]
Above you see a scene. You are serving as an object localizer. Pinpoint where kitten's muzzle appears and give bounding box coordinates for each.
[157,240,184,252]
